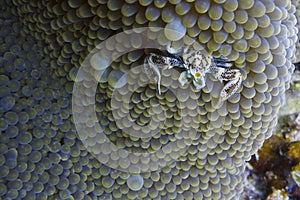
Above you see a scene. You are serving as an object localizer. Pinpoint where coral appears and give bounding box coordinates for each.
[278,40,300,118]
[0,0,298,199]
[292,0,300,62]
[244,113,300,199]
[266,189,289,200]
[292,163,300,187]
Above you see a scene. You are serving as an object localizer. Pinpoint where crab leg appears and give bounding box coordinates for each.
[145,53,183,94]
[166,43,182,55]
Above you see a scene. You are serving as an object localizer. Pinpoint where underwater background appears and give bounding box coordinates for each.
[0,0,300,199]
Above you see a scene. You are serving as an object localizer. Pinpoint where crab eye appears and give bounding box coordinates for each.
[194,72,201,78]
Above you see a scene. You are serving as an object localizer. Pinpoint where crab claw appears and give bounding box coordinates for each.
[219,73,242,102]
[178,71,189,87]
[193,76,206,90]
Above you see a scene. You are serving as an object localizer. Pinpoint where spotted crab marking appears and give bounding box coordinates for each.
[144,45,243,103]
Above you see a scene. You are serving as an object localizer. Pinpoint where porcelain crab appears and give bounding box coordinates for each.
[144,45,242,102]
